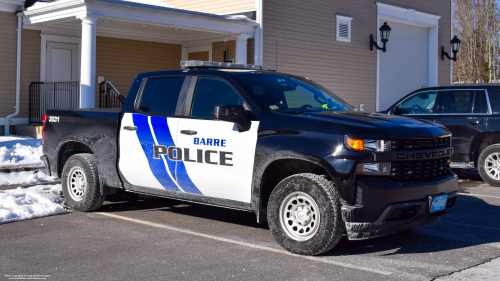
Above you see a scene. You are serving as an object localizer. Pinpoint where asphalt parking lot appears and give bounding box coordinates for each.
[1,178,500,280]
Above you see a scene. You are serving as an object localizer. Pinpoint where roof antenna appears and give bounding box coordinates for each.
[223,48,227,63]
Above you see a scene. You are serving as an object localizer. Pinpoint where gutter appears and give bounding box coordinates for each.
[4,12,22,136]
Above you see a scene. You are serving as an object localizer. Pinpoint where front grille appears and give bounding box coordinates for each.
[391,157,450,182]
[391,137,451,151]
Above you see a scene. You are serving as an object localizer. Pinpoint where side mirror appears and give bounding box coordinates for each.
[214,105,252,132]
[391,106,402,115]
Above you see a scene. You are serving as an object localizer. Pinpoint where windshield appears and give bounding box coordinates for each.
[236,73,352,113]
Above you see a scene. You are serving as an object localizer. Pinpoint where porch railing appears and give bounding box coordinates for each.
[99,81,125,108]
[29,81,80,125]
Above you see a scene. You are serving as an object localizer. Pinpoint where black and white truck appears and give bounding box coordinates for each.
[40,61,457,256]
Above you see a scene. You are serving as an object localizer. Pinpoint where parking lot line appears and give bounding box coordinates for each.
[459,193,500,199]
[96,212,392,276]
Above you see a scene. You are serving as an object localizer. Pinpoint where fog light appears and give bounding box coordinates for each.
[356,162,391,175]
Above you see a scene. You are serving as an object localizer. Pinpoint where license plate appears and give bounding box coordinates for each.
[430,194,448,213]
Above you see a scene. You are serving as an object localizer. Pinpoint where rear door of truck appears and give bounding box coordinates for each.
[118,75,191,191]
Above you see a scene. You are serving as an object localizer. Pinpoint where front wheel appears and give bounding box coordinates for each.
[478,144,500,186]
[267,173,344,255]
[61,153,105,211]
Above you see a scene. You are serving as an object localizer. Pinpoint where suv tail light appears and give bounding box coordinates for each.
[42,114,48,144]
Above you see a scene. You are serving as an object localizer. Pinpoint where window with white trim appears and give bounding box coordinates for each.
[336,15,353,42]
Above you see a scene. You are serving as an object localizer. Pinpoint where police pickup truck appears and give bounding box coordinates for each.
[41,61,457,256]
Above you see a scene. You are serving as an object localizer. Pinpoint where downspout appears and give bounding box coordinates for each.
[4,13,23,135]
[255,0,263,65]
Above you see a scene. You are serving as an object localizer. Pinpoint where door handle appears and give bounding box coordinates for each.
[469,121,483,125]
[180,130,197,135]
[123,126,137,131]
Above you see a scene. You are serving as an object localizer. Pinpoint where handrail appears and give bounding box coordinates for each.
[99,81,125,108]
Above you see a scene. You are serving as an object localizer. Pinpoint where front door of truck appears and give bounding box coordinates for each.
[119,76,190,191]
[175,76,259,203]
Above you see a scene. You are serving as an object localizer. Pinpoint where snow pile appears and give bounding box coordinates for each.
[225,15,255,22]
[0,136,43,168]
[0,171,55,186]
[0,184,69,224]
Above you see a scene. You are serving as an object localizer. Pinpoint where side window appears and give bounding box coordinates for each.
[442,90,474,114]
[138,77,185,116]
[191,77,244,118]
[399,91,438,114]
[473,90,489,114]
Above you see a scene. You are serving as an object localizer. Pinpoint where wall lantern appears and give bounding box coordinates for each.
[441,36,461,61]
[370,22,391,52]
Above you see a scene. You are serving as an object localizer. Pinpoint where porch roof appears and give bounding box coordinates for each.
[22,0,257,45]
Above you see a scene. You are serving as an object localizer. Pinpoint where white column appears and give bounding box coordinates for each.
[234,33,253,64]
[80,17,97,108]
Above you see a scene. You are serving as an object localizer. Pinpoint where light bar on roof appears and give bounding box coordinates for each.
[180,60,271,71]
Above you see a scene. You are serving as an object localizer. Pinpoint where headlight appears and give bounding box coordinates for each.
[356,162,391,175]
[344,137,391,152]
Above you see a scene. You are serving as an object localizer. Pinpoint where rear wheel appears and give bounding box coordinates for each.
[478,144,500,186]
[62,153,104,211]
[267,173,344,255]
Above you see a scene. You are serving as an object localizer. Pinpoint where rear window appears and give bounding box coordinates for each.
[487,89,500,114]
[138,77,185,116]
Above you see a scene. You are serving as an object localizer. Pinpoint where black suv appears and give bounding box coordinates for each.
[384,84,500,186]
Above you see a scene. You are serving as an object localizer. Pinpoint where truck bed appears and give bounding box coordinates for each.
[43,108,123,189]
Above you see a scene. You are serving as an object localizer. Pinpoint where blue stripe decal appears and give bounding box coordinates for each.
[150,117,203,195]
[176,161,202,195]
[132,114,179,191]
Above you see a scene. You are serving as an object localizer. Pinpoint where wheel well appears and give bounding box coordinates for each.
[260,159,331,208]
[57,142,93,177]
[474,135,500,166]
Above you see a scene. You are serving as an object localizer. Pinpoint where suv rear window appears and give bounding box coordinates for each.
[487,89,500,114]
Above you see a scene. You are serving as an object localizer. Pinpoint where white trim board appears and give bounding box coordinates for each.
[375,2,441,111]
[182,45,213,61]
[40,34,81,82]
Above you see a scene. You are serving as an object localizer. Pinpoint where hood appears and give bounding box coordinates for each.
[299,111,450,138]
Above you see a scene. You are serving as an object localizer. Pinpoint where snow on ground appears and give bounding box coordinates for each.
[0,171,55,186]
[0,136,43,168]
[0,184,69,224]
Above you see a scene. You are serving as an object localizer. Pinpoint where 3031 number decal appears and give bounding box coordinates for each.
[48,116,60,122]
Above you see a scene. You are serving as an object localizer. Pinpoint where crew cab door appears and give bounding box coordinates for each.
[119,76,190,191]
[433,89,489,163]
[175,76,259,203]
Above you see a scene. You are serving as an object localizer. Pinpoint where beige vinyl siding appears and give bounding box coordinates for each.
[0,12,17,118]
[212,40,236,62]
[95,37,181,104]
[161,0,255,14]
[19,30,42,118]
[0,12,40,120]
[263,0,452,112]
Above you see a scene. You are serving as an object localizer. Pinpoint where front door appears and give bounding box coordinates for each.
[176,76,259,203]
[46,42,78,82]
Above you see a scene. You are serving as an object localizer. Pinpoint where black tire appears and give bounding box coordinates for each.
[267,173,344,256]
[478,144,500,186]
[61,153,105,211]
